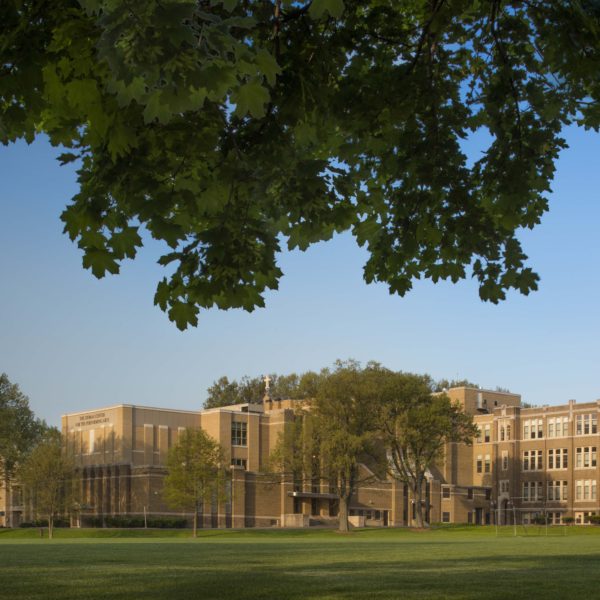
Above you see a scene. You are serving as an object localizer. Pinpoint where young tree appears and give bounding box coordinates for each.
[308,362,383,533]
[0,373,47,527]
[18,433,75,539]
[4,2,600,328]
[163,428,226,537]
[377,381,478,528]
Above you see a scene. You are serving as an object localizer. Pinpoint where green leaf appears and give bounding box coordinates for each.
[109,227,142,260]
[143,91,172,124]
[232,79,270,118]
[82,249,120,279]
[254,49,281,86]
[309,0,345,19]
[168,301,199,330]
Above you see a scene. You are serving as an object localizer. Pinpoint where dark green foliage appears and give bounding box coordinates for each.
[83,516,187,528]
[204,371,325,408]
[3,2,599,328]
[0,373,48,483]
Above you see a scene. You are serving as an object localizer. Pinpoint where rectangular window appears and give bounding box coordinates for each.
[524,423,529,439]
[537,450,543,470]
[231,421,247,446]
[523,482,530,501]
[506,425,511,440]
[476,455,482,474]
[467,488,473,500]
[502,451,509,470]
[562,418,569,437]
[484,425,491,443]
[577,415,582,436]
[548,420,555,438]
[442,487,450,499]
[548,449,554,470]
[523,451,529,471]
[484,455,491,473]
[231,458,247,469]
[576,481,583,501]
[500,426,505,441]
[442,512,450,523]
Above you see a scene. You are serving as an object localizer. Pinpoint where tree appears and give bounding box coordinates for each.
[306,361,383,533]
[377,381,478,528]
[0,373,47,526]
[18,433,75,539]
[433,379,478,393]
[3,2,600,328]
[163,428,226,537]
[204,371,324,408]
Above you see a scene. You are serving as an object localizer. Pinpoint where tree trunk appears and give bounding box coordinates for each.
[412,480,425,529]
[338,495,350,533]
[48,515,54,540]
[192,502,198,538]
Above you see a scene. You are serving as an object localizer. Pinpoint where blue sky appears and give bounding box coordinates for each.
[1,126,599,427]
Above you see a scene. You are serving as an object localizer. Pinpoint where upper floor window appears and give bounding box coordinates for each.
[576,414,598,436]
[502,451,509,470]
[524,419,543,440]
[231,421,247,446]
[484,424,491,443]
[523,450,543,471]
[548,448,569,470]
[547,417,569,438]
[575,446,597,469]
[442,486,450,499]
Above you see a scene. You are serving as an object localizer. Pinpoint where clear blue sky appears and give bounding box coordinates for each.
[1,126,599,427]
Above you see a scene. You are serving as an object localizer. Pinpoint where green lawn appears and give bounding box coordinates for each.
[1,526,599,599]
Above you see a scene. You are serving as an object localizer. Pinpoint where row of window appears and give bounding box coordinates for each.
[441,487,491,500]
[520,480,596,501]
[523,447,598,471]
[477,413,599,444]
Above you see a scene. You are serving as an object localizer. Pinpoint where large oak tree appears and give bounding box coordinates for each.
[2,1,599,328]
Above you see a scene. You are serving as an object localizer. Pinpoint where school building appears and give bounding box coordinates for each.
[2,386,599,528]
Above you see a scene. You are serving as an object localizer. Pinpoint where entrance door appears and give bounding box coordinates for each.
[475,508,483,525]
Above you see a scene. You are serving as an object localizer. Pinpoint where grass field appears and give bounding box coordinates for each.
[1,526,600,599]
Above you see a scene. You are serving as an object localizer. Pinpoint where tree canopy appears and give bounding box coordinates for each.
[204,370,324,408]
[0,373,48,484]
[163,427,226,537]
[3,1,600,328]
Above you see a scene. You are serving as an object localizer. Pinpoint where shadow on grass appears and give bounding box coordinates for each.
[1,536,600,600]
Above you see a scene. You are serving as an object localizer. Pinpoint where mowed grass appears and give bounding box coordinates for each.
[1,527,600,600]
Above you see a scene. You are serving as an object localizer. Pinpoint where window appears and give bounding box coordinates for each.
[484,425,491,443]
[484,454,491,473]
[476,455,482,474]
[442,512,450,523]
[548,481,568,501]
[524,419,544,440]
[548,448,568,470]
[485,489,491,500]
[548,416,568,438]
[523,450,543,471]
[523,481,543,502]
[476,428,482,444]
[499,480,509,494]
[500,426,505,441]
[506,425,511,440]
[467,488,473,500]
[502,451,509,470]
[576,414,598,436]
[231,421,247,446]
[231,458,247,469]
[576,446,597,468]
[442,487,450,499]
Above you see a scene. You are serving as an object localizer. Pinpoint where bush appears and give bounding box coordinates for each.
[84,515,187,529]
[587,514,600,525]
[562,517,575,525]
[19,518,70,528]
